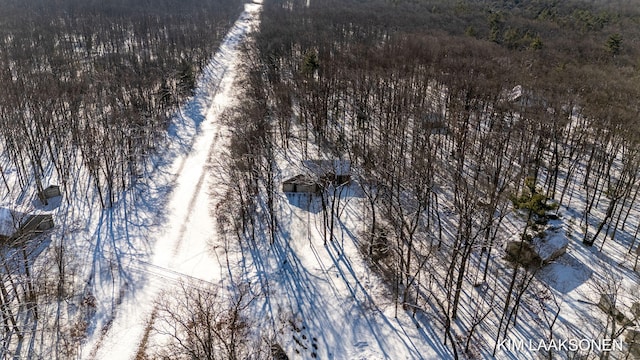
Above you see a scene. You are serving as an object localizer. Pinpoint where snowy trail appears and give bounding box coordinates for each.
[82,4,261,359]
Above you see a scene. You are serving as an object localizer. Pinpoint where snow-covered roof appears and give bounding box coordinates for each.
[302,159,351,176]
[508,85,523,102]
[283,174,315,184]
[0,207,52,238]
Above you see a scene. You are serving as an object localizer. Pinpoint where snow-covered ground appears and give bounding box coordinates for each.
[220,185,443,359]
[80,3,262,358]
[0,1,635,359]
[79,1,446,358]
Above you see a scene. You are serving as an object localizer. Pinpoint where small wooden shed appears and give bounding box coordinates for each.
[38,184,62,205]
[20,214,55,234]
[282,174,319,194]
[43,185,61,199]
[0,208,54,244]
[302,159,351,185]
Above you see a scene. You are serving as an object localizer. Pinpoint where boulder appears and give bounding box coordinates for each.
[533,229,568,263]
[505,226,568,267]
[505,241,542,267]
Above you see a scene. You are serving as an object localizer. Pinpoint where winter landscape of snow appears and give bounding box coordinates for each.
[1,0,640,359]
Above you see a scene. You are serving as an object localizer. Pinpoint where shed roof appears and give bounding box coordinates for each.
[0,207,52,238]
[302,159,351,176]
[283,174,316,185]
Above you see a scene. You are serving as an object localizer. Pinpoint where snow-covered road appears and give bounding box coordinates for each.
[82,4,261,359]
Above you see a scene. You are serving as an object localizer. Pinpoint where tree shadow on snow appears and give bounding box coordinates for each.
[536,253,593,294]
[231,198,449,359]
[284,193,322,214]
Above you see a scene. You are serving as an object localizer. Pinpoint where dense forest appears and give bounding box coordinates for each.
[0,0,244,357]
[1,0,640,358]
[0,0,244,207]
[218,0,640,358]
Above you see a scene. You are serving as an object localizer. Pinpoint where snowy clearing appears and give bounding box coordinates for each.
[80,4,261,359]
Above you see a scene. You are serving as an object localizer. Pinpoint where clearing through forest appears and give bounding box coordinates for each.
[81,3,262,359]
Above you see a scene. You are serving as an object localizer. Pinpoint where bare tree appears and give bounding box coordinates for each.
[153,281,267,360]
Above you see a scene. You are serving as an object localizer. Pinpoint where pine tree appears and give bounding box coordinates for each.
[178,59,196,96]
[607,33,622,56]
[510,177,557,229]
[302,51,319,76]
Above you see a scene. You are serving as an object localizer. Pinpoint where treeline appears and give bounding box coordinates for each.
[0,0,244,207]
[229,0,640,357]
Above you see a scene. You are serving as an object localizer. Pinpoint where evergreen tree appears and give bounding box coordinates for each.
[510,177,558,229]
[606,33,622,56]
[302,51,320,76]
[178,59,196,96]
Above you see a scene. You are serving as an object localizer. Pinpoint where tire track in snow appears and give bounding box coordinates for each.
[171,156,208,255]
[84,4,261,359]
